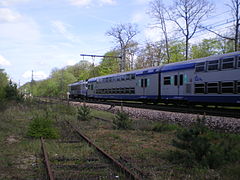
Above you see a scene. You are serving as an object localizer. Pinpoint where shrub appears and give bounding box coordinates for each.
[168,115,240,169]
[152,122,180,132]
[27,114,59,139]
[77,103,91,121]
[113,110,132,130]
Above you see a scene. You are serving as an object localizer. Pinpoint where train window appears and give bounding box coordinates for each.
[147,79,150,87]
[130,88,135,94]
[195,62,205,72]
[117,76,120,81]
[180,74,183,86]
[222,58,234,69]
[238,57,240,67]
[207,60,219,71]
[141,79,144,87]
[125,88,130,94]
[131,74,135,80]
[237,81,240,93]
[164,76,171,85]
[126,74,130,80]
[174,75,178,86]
[222,82,234,93]
[207,82,218,93]
[120,88,124,94]
[121,75,125,81]
[195,84,205,93]
[112,88,115,94]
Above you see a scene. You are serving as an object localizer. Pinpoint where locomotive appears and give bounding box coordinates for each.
[68,51,240,106]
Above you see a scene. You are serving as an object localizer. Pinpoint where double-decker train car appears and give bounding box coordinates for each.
[68,51,240,106]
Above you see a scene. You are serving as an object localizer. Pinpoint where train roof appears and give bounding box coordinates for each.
[88,66,163,82]
[68,80,87,86]
[88,51,240,82]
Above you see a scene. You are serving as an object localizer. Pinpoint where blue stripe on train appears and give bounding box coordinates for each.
[90,94,158,100]
[161,95,240,104]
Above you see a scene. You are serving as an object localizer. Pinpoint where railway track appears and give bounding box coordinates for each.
[39,119,142,180]
[36,97,240,118]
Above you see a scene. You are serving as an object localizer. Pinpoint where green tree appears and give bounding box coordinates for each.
[191,39,223,59]
[0,70,8,101]
[168,41,185,63]
[5,80,20,100]
[98,51,120,76]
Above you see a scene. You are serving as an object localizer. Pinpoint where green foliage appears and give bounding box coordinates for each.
[152,122,180,132]
[5,80,22,101]
[0,70,8,101]
[168,116,240,169]
[168,41,185,63]
[98,51,120,76]
[27,114,59,139]
[77,104,91,121]
[113,110,132,130]
[191,39,223,59]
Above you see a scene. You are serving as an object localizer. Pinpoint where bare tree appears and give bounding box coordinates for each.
[148,0,170,63]
[106,23,139,72]
[167,0,213,60]
[227,0,240,51]
[201,0,240,51]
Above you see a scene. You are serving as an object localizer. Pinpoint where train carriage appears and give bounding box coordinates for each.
[161,51,240,105]
[68,80,87,99]
[87,67,161,101]
[69,51,240,106]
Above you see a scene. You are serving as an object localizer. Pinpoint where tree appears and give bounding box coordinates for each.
[191,38,223,59]
[106,23,139,72]
[98,51,120,76]
[0,70,8,101]
[135,41,166,68]
[167,0,213,60]
[229,0,240,51]
[148,0,170,63]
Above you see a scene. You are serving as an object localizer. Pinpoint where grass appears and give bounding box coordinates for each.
[1,99,239,179]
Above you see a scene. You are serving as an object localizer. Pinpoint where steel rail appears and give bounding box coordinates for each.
[65,120,141,180]
[40,137,55,180]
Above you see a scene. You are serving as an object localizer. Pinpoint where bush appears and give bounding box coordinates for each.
[27,114,59,139]
[152,122,180,132]
[77,103,91,121]
[168,115,240,169]
[113,110,132,130]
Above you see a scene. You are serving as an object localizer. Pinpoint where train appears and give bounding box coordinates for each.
[68,51,240,106]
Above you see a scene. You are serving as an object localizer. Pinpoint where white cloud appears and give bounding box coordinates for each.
[0,8,22,23]
[0,0,30,6]
[0,9,41,42]
[51,20,80,42]
[69,0,91,6]
[0,55,11,66]
[22,70,47,80]
[0,18,41,42]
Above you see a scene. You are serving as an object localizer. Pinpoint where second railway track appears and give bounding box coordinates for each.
[40,119,142,180]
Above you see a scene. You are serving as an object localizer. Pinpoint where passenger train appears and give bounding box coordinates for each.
[68,51,240,106]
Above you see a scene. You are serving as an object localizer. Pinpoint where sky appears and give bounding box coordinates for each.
[0,0,232,86]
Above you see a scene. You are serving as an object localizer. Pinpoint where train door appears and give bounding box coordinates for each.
[173,73,184,97]
[139,78,149,96]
